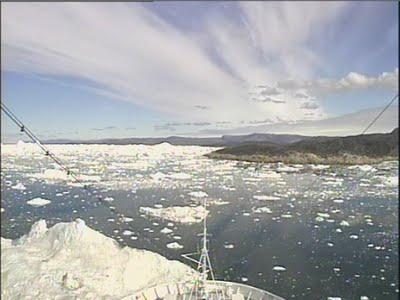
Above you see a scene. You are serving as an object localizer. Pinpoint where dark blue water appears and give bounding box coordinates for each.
[1,146,398,300]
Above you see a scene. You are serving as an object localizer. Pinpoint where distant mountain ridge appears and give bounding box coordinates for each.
[44,133,310,147]
[206,128,399,165]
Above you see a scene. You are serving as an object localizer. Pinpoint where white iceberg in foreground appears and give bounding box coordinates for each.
[1,219,196,299]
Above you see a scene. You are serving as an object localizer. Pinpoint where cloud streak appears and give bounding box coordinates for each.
[1,2,397,129]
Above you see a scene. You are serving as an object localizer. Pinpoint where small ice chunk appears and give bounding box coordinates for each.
[160,227,173,234]
[241,277,248,282]
[333,267,341,272]
[349,234,359,240]
[272,266,286,272]
[317,212,330,218]
[333,199,344,203]
[168,173,191,180]
[103,197,114,202]
[188,191,208,198]
[253,195,280,201]
[385,176,398,187]
[11,183,26,190]
[276,166,299,173]
[26,197,51,207]
[253,207,272,214]
[122,230,134,236]
[340,221,350,227]
[166,242,183,249]
[122,217,133,223]
[224,244,234,249]
[281,214,292,219]
[150,172,167,181]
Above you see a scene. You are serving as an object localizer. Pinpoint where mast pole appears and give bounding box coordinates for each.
[201,196,208,295]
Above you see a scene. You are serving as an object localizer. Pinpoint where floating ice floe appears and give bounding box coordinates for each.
[1,219,196,298]
[272,266,286,272]
[323,178,343,186]
[1,208,4,213]
[160,227,173,234]
[11,183,26,190]
[150,172,167,181]
[349,234,359,240]
[122,217,134,223]
[348,165,376,172]
[29,169,101,183]
[281,214,292,219]
[333,199,344,204]
[208,199,229,206]
[340,220,350,227]
[166,242,183,250]
[317,212,330,218]
[168,172,191,180]
[223,244,234,249]
[253,195,281,201]
[26,197,51,207]
[385,176,398,187]
[252,207,272,214]
[122,230,134,236]
[276,166,300,173]
[310,164,330,170]
[188,191,208,198]
[256,171,281,179]
[139,206,208,224]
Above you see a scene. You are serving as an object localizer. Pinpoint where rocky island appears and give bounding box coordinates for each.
[206,128,399,165]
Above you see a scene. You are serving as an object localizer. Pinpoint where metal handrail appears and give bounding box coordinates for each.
[122,280,285,300]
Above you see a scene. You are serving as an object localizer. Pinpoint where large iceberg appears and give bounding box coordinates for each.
[1,219,196,299]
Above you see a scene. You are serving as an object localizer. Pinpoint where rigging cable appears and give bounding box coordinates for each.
[301,93,398,217]
[1,101,128,225]
[305,93,398,189]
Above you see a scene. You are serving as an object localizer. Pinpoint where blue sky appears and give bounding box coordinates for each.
[1,2,398,141]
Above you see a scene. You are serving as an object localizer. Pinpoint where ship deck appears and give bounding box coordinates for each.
[123,280,285,300]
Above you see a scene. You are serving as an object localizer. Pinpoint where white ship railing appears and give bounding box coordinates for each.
[123,280,285,300]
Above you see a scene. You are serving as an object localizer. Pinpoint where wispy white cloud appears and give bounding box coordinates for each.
[276,69,398,93]
[1,2,397,129]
